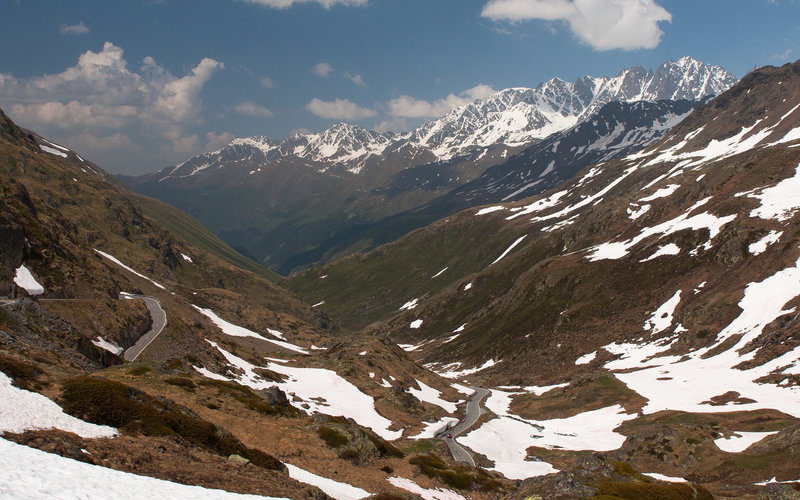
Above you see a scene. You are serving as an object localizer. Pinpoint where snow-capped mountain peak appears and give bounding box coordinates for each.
[163,57,737,179]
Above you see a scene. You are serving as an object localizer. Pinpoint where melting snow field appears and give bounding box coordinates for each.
[460,388,634,479]
[408,417,459,440]
[587,197,737,262]
[91,336,124,355]
[748,230,783,256]
[13,265,44,296]
[490,235,527,265]
[0,438,290,500]
[714,431,779,453]
[387,477,465,500]
[94,249,166,290]
[192,306,309,354]
[285,463,370,500]
[0,372,117,438]
[746,162,800,222]
[198,341,402,440]
[431,359,497,379]
[407,379,461,414]
[604,257,800,418]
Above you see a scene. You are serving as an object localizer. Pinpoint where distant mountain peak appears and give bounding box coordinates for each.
[163,57,736,180]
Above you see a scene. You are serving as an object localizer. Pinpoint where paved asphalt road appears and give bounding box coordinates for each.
[437,387,490,467]
[122,293,167,362]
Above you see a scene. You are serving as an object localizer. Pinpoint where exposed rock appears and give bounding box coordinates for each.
[759,483,800,500]
[226,454,250,466]
[261,386,290,408]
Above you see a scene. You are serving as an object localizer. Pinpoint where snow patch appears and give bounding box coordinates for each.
[13,265,44,295]
[748,230,783,256]
[386,477,466,500]
[0,438,288,500]
[640,243,681,262]
[0,372,117,438]
[408,379,461,413]
[94,249,166,290]
[475,206,505,216]
[200,341,402,440]
[490,235,527,266]
[39,144,68,158]
[715,431,779,453]
[643,290,682,335]
[575,350,597,365]
[286,463,370,500]
[746,163,800,222]
[400,298,419,311]
[408,417,459,440]
[192,306,309,354]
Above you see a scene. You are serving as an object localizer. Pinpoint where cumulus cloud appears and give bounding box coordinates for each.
[373,117,410,133]
[344,71,367,88]
[64,132,134,152]
[239,0,368,8]
[312,62,334,77]
[481,0,672,51]
[1,42,223,130]
[305,98,377,120]
[205,131,235,151]
[0,42,224,173]
[386,84,498,119]
[60,21,90,35]
[233,100,275,117]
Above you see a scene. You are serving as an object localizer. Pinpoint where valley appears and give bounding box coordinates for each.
[2,51,800,500]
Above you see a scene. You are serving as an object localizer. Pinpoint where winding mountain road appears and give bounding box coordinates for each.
[121,293,167,362]
[437,387,490,467]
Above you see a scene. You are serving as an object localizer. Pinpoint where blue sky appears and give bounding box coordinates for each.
[1,0,798,174]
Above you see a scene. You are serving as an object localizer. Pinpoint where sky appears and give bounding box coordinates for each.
[0,0,798,175]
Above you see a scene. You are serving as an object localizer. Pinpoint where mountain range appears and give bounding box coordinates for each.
[3,57,800,499]
[122,57,737,274]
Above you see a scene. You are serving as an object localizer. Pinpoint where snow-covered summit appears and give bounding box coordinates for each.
[164,57,736,179]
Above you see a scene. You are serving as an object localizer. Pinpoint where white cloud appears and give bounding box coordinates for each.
[0,42,224,130]
[373,117,410,133]
[153,58,224,122]
[239,0,368,8]
[233,101,274,117]
[386,84,498,119]
[169,134,202,155]
[259,76,275,88]
[312,62,334,77]
[0,42,224,173]
[344,71,367,88]
[481,0,672,51]
[60,21,89,35]
[65,132,134,152]
[205,131,235,151]
[1,42,223,130]
[305,98,377,120]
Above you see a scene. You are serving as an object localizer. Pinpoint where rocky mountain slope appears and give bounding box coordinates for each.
[312,98,707,262]
[289,60,800,497]
[0,109,505,499]
[123,57,736,274]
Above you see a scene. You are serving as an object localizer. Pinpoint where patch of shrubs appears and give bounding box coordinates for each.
[127,365,151,376]
[318,426,349,448]
[58,376,285,471]
[164,376,195,391]
[594,479,715,500]
[0,355,46,390]
[409,453,503,492]
[196,378,296,417]
[367,432,405,458]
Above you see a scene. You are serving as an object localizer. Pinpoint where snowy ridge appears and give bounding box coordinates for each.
[163,57,736,179]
